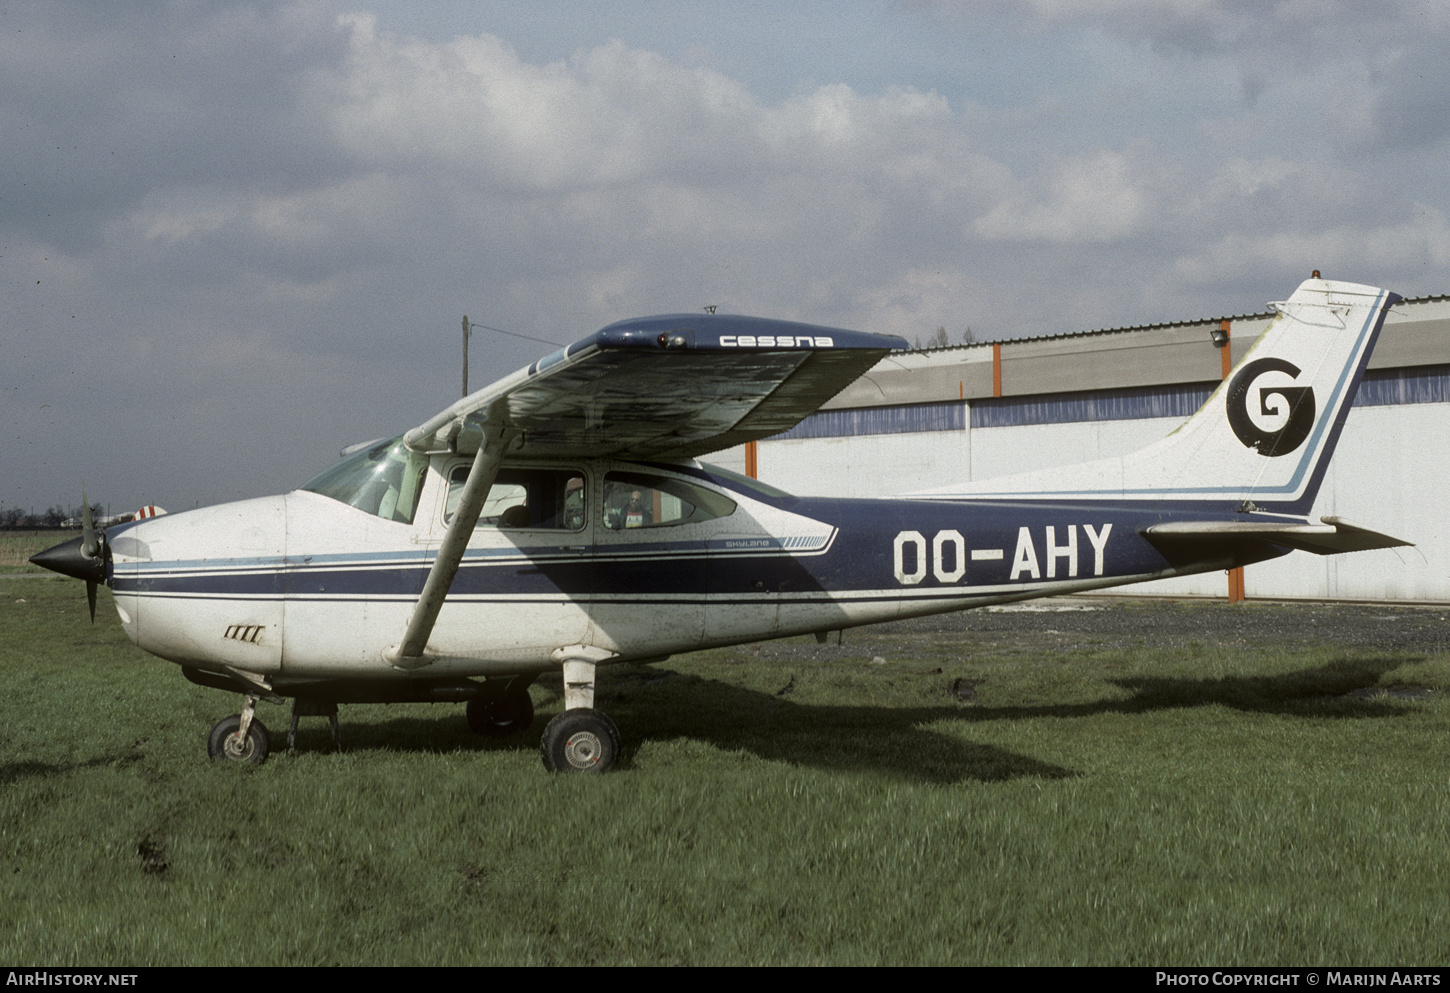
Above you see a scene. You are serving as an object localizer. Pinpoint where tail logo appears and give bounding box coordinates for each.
[1225,358,1316,457]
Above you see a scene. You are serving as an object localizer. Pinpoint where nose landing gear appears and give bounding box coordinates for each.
[207,697,270,765]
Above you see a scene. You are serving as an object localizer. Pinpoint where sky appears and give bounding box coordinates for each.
[4,0,1449,515]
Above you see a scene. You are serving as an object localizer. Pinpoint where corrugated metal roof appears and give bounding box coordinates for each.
[899,291,1450,355]
[903,314,1267,354]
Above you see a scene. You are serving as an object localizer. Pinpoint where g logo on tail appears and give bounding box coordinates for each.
[1226,358,1316,457]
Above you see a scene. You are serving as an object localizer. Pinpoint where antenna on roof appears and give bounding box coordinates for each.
[462,315,470,398]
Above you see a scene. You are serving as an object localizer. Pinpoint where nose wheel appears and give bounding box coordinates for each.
[207,713,270,765]
[207,693,271,764]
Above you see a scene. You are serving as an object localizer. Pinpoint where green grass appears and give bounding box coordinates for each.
[0,530,76,573]
[2,581,1449,964]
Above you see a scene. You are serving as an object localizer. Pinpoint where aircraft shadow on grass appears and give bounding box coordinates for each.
[0,752,144,787]
[0,656,1426,787]
[284,679,1075,786]
[957,655,1426,724]
[277,655,1429,785]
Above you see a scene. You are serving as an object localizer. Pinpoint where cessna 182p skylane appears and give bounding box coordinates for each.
[33,277,1411,773]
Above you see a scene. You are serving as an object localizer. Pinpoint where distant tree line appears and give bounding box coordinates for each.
[0,503,104,529]
[912,325,976,350]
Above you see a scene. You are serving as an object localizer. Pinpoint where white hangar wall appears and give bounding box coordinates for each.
[1252,403,1450,603]
[714,295,1450,604]
[735,404,1450,602]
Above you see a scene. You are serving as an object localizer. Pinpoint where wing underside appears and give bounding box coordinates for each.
[405,315,904,460]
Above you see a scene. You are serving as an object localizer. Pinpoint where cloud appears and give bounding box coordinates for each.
[312,15,966,195]
[973,151,1152,243]
[1171,206,1450,292]
[6,2,1450,513]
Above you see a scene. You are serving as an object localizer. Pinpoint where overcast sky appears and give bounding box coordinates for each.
[4,1,1449,515]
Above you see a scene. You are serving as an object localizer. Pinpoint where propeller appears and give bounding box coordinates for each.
[81,486,100,621]
[29,486,109,622]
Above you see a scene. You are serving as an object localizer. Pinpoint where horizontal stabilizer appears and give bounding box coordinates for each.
[1145,516,1412,556]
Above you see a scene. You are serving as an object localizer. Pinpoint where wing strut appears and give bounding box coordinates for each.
[388,416,513,670]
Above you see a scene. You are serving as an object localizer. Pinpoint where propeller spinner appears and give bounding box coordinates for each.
[29,488,109,621]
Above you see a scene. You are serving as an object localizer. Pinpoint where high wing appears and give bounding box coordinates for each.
[389,313,905,669]
[404,315,907,459]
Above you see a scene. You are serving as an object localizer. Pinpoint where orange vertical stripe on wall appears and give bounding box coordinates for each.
[1228,567,1245,603]
[1222,320,1242,602]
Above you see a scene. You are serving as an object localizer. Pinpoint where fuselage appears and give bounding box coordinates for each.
[103,450,1292,691]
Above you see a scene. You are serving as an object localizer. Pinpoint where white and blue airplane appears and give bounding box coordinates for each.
[32,277,1410,772]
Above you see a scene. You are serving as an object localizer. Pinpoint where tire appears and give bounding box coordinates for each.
[539,709,620,774]
[207,714,270,765]
[466,687,534,737]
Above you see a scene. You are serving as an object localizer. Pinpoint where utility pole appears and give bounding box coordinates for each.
[462,315,470,398]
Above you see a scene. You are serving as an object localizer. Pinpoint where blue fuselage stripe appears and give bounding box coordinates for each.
[111,499,1273,600]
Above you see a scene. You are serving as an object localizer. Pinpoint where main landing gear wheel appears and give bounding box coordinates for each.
[540,708,620,774]
[466,687,535,737]
[207,714,270,765]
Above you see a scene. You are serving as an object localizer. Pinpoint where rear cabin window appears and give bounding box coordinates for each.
[602,471,736,530]
[445,467,586,530]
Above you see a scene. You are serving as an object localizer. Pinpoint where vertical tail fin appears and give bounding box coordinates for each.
[922,278,1400,512]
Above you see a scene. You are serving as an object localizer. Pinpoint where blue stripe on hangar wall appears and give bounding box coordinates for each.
[773,402,966,439]
[769,364,1450,440]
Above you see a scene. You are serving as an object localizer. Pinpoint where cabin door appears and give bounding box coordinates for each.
[418,462,593,664]
[587,469,719,656]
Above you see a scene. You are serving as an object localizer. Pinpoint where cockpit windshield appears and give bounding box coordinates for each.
[302,436,431,525]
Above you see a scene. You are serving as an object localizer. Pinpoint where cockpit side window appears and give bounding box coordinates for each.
[302,437,430,525]
[602,471,736,530]
[445,467,586,530]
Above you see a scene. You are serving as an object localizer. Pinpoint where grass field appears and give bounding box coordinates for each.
[2,579,1448,965]
[0,530,75,573]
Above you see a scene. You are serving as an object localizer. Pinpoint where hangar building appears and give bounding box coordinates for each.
[717,293,1450,603]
